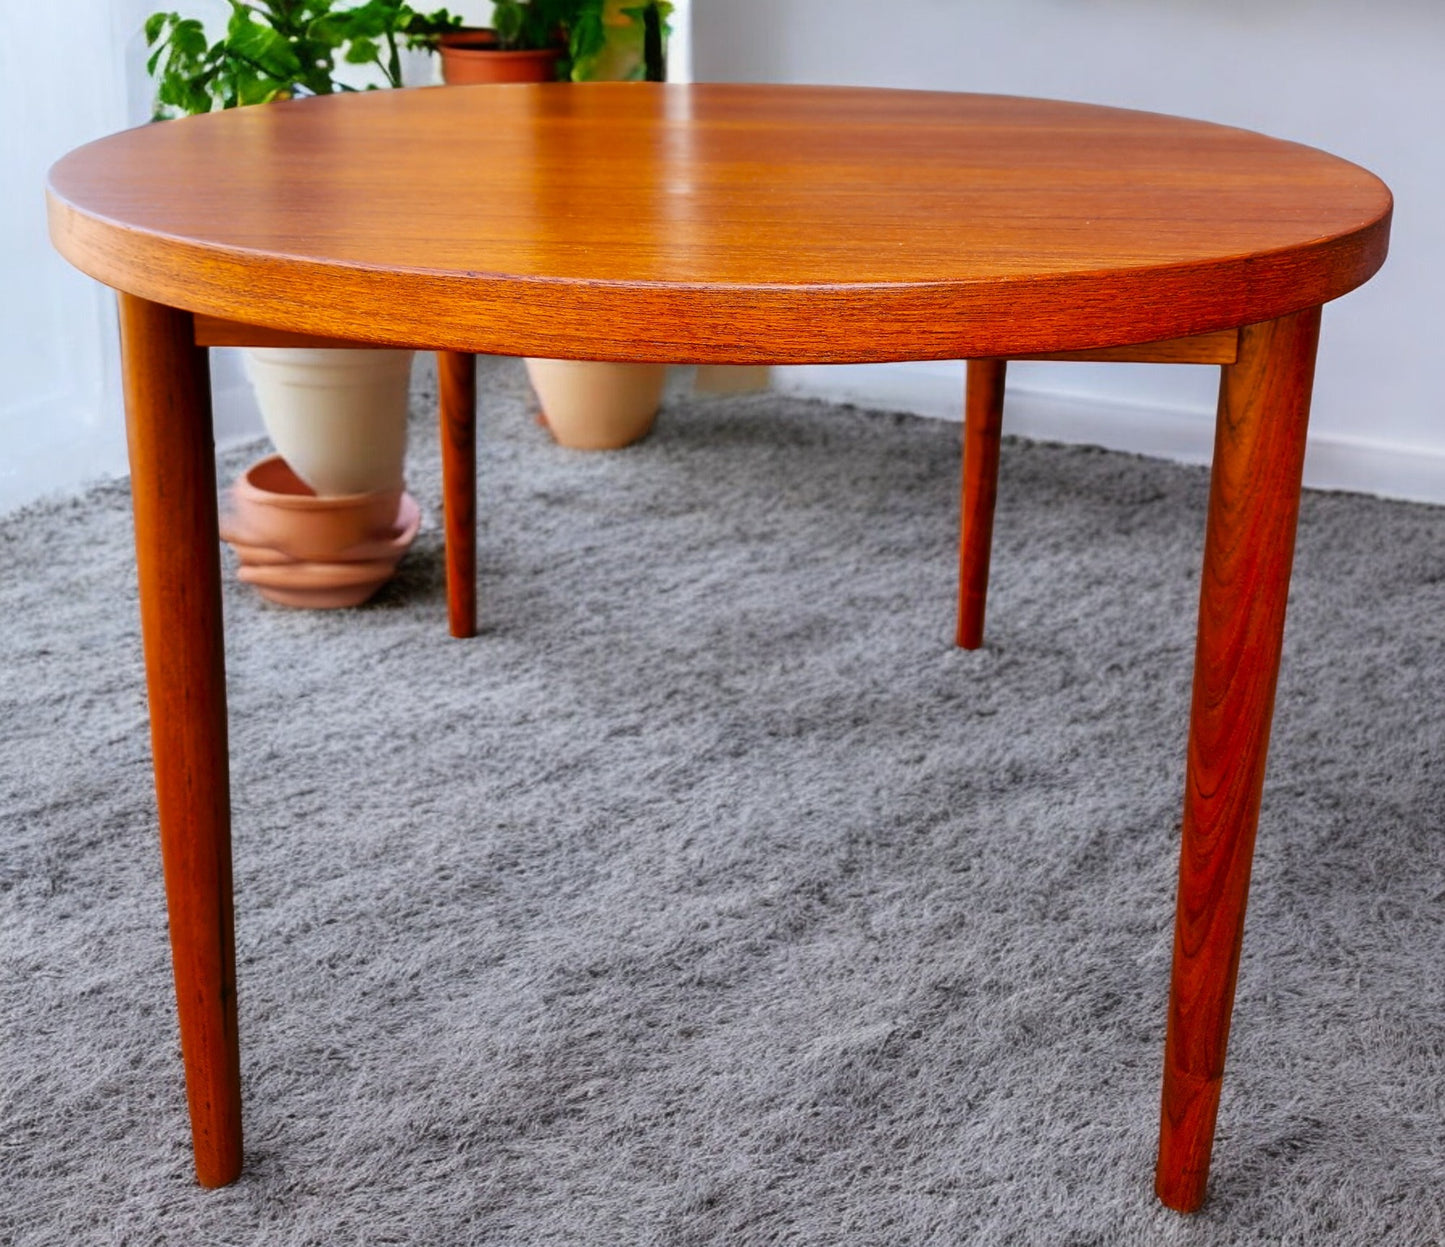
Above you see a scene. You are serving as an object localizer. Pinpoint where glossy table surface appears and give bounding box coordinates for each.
[44,83,1393,1211]
[48,83,1390,362]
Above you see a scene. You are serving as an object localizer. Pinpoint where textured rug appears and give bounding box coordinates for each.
[1,357,1442,1246]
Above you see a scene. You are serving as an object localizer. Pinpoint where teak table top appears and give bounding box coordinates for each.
[47,83,1391,363]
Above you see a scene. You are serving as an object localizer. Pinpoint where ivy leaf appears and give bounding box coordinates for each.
[173,18,209,58]
[226,11,304,79]
[567,4,606,81]
[344,35,380,64]
[236,75,284,106]
[332,1,392,39]
[492,0,523,48]
[310,12,353,44]
[144,11,171,45]
[183,81,214,114]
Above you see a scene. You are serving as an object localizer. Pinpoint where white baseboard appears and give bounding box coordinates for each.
[775,364,1445,506]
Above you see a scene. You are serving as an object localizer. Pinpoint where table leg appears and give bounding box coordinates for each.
[1155,306,1321,1212]
[438,351,477,638]
[117,293,242,1188]
[956,358,1007,649]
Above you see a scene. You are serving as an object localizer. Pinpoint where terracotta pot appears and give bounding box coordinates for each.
[524,359,667,450]
[220,457,421,609]
[438,30,565,84]
[243,347,414,497]
[227,455,404,562]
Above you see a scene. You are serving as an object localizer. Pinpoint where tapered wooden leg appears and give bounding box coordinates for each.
[438,351,478,638]
[1156,307,1322,1213]
[956,358,1007,648]
[117,293,241,1188]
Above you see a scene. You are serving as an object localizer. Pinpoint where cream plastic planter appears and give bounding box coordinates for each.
[525,359,667,450]
[243,348,415,495]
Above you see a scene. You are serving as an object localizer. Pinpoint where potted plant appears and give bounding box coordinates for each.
[432,0,569,84]
[425,0,668,86]
[145,0,454,604]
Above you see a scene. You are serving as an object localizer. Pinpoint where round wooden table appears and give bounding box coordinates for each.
[46,83,1392,1212]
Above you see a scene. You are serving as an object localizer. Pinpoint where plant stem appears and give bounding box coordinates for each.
[642,3,664,82]
[384,28,402,88]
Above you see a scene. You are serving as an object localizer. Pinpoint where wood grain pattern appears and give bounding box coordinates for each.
[194,316,1239,364]
[49,85,1389,363]
[193,314,419,350]
[956,359,1007,649]
[1155,307,1322,1213]
[1006,329,1238,365]
[117,293,242,1188]
[438,351,478,638]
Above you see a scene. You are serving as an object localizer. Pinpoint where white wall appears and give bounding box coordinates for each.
[0,0,503,519]
[0,0,693,516]
[0,0,272,516]
[1,1,135,514]
[695,0,1445,503]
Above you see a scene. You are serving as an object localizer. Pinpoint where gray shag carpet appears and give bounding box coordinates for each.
[1,357,1442,1246]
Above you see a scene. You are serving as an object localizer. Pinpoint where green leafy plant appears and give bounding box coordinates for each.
[567,0,673,83]
[146,0,676,119]
[452,0,672,81]
[488,0,568,51]
[145,0,461,118]
[333,0,463,90]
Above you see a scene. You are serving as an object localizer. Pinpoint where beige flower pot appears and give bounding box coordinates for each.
[243,348,414,496]
[524,359,667,450]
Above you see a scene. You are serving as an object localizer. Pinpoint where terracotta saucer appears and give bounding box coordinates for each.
[237,557,399,609]
[221,493,420,568]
